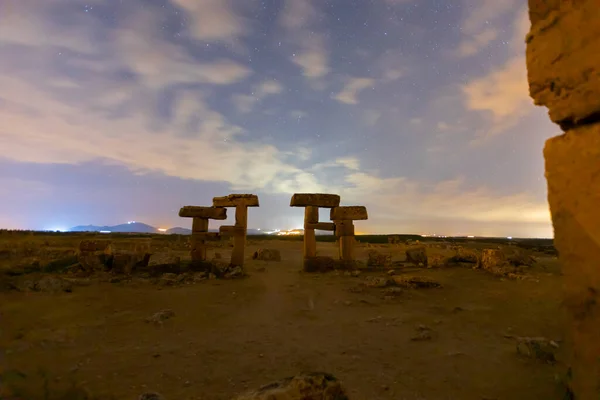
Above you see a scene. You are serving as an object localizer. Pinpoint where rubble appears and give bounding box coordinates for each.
[405,246,427,266]
[232,372,349,400]
[367,250,392,268]
[252,249,282,262]
[391,275,442,289]
[427,254,449,268]
[147,253,181,275]
[145,309,175,325]
[515,337,559,363]
[451,247,480,266]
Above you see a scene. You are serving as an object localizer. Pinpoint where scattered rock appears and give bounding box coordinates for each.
[304,256,336,272]
[364,276,394,288]
[391,275,442,289]
[367,250,392,268]
[481,249,506,270]
[41,255,79,273]
[147,254,181,275]
[252,249,282,262]
[406,247,427,266]
[110,251,148,275]
[145,309,175,325]
[451,247,480,266]
[192,272,207,283]
[232,372,349,400]
[411,325,434,341]
[427,254,450,268]
[382,287,403,297]
[138,392,165,400]
[158,273,179,286]
[224,266,244,279]
[516,337,559,363]
[34,276,73,293]
[79,240,111,253]
[506,249,536,267]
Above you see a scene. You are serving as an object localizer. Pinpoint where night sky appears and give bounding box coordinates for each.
[0,0,558,237]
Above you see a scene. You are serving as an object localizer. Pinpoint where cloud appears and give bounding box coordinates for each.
[456,0,520,56]
[232,79,284,113]
[231,94,257,114]
[278,0,317,30]
[335,157,361,171]
[170,0,249,42]
[339,172,551,231]
[255,80,284,96]
[461,7,531,141]
[457,28,498,57]
[292,36,330,79]
[0,0,323,196]
[383,68,405,82]
[279,0,330,82]
[333,78,375,105]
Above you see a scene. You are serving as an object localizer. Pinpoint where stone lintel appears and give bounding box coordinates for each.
[526,0,600,128]
[330,206,368,221]
[306,222,336,231]
[179,206,227,220]
[213,194,259,207]
[290,193,341,208]
[219,225,247,236]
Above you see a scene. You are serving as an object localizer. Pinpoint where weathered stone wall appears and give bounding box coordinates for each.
[526,1,600,398]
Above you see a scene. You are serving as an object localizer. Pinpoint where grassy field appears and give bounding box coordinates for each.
[0,232,566,399]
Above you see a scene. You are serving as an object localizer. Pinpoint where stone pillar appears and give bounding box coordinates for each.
[214,194,259,268]
[526,1,600,398]
[331,206,368,268]
[178,206,226,265]
[290,193,339,271]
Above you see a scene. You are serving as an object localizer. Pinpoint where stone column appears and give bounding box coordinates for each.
[214,194,259,267]
[331,206,368,268]
[290,193,340,271]
[178,206,226,264]
[526,1,600,398]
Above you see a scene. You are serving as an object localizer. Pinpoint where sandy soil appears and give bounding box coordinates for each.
[0,239,566,399]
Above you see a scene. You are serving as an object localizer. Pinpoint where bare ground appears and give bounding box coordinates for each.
[0,239,566,399]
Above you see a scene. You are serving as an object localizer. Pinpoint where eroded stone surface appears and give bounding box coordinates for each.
[526,0,600,128]
[330,206,368,221]
[290,193,341,208]
[178,206,227,219]
[544,123,600,398]
[213,194,259,207]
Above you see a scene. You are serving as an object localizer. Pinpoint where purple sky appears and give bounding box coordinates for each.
[0,0,558,237]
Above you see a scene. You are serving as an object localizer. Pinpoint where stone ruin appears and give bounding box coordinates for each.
[289,193,368,271]
[331,205,368,267]
[178,205,226,265]
[525,1,600,397]
[179,194,259,269]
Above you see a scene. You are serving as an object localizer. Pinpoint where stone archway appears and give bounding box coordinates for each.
[526,1,600,398]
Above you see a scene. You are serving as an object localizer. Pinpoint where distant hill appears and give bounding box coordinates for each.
[165,227,192,235]
[70,223,268,235]
[70,222,159,233]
